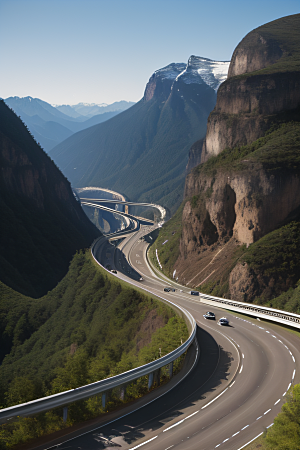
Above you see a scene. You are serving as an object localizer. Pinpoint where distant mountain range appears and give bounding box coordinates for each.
[4,97,135,152]
[55,101,135,118]
[50,56,230,212]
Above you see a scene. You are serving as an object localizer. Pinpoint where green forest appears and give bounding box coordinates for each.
[0,250,188,448]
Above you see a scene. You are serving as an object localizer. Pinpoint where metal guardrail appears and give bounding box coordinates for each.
[199,293,300,330]
[0,233,196,423]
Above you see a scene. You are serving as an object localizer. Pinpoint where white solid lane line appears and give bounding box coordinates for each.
[163,411,199,432]
[201,388,228,409]
[129,436,158,449]
[236,432,263,450]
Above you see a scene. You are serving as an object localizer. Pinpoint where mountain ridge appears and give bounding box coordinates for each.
[4,97,135,152]
[50,55,229,212]
[0,99,99,297]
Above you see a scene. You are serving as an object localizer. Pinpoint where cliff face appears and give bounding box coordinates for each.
[143,63,186,102]
[184,163,300,248]
[165,14,300,303]
[201,14,300,163]
[227,31,283,78]
[0,100,99,297]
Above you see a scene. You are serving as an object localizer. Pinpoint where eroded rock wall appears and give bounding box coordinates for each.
[184,165,300,247]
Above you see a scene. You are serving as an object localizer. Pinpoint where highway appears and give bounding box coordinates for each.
[45,222,300,450]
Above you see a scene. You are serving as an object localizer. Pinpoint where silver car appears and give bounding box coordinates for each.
[218,317,229,326]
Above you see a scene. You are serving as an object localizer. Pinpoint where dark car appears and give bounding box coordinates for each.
[203,311,215,320]
[190,291,199,296]
[164,287,175,292]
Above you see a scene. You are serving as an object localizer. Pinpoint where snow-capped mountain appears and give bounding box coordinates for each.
[176,56,230,90]
[144,56,229,103]
[51,55,224,213]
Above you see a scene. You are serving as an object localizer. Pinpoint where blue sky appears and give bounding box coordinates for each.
[0,0,299,105]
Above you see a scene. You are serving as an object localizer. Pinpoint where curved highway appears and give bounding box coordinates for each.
[41,223,300,450]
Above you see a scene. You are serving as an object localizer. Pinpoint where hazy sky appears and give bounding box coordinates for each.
[0,0,299,105]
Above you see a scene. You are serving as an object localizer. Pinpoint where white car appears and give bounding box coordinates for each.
[218,317,229,326]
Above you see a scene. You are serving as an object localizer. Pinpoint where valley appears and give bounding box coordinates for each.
[1,10,300,450]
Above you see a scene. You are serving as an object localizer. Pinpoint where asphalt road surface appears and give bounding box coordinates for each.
[48,224,300,450]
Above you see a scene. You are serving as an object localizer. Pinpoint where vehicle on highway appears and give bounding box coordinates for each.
[164,287,175,292]
[218,317,229,326]
[190,290,199,296]
[111,269,117,274]
[203,311,215,320]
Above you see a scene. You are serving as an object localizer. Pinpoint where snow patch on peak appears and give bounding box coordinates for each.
[152,62,186,81]
[176,55,230,91]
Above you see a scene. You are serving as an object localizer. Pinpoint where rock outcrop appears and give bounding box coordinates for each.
[201,14,300,163]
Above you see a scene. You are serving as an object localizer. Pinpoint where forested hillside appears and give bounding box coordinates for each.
[0,100,99,297]
[0,251,188,448]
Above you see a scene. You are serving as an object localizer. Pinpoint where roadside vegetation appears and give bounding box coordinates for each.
[0,250,188,449]
[243,384,300,450]
[149,203,184,278]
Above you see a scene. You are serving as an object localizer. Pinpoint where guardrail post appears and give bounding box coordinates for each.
[148,372,154,390]
[102,392,107,409]
[63,406,68,422]
[169,361,173,378]
[120,385,126,401]
[154,368,161,386]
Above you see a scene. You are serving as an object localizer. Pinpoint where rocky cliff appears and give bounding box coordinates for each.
[200,14,300,163]
[154,14,300,306]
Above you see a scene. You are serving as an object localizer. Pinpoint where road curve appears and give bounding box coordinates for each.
[46,224,300,450]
